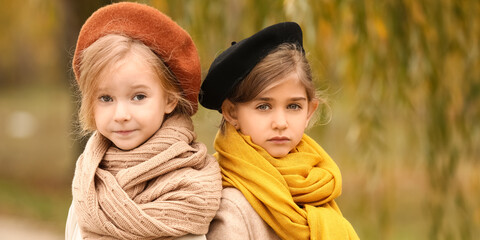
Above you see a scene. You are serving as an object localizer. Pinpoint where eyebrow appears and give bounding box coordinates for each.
[95,86,110,93]
[290,97,308,101]
[130,84,151,89]
[255,97,272,101]
[254,96,307,102]
[96,83,151,93]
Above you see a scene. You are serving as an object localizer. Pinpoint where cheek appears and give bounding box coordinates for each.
[93,106,111,125]
[92,108,102,124]
[93,113,104,130]
[237,114,257,131]
[293,118,309,138]
[137,107,165,127]
[152,112,165,125]
[296,115,309,129]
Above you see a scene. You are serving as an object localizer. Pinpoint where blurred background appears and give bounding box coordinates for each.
[0,0,479,239]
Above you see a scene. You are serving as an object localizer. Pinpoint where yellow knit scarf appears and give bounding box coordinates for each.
[214,123,359,240]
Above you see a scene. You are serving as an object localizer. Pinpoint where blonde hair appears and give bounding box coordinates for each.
[220,43,325,132]
[76,34,192,136]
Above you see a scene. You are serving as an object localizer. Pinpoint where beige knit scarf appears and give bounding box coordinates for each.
[72,115,222,239]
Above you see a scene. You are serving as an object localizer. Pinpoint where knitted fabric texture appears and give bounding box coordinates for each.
[73,2,201,114]
[72,115,222,239]
[214,123,359,240]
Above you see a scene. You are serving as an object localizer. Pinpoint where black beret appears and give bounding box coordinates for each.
[199,22,304,111]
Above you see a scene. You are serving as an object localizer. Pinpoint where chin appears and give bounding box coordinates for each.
[113,143,137,151]
[269,152,289,158]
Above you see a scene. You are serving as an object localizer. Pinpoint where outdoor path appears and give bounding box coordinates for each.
[0,215,62,240]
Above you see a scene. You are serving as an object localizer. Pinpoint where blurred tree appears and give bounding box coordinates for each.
[0,1,62,86]
[58,0,114,160]
[284,0,479,238]
[3,0,476,238]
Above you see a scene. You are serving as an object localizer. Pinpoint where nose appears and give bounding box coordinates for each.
[113,102,131,122]
[271,110,288,130]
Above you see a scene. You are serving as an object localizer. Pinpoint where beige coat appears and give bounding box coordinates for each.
[206,188,281,240]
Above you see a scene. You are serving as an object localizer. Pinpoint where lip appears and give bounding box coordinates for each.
[114,130,135,136]
[268,136,290,143]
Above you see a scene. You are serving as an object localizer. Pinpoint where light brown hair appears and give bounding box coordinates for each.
[76,34,192,136]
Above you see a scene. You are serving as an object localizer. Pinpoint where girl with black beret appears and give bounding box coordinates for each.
[200,22,359,239]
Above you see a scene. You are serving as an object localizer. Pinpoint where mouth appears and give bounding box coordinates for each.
[268,136,290,143]
[114,130,135,136]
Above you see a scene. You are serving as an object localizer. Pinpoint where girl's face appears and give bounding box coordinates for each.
[224,72,318,158]
[93,56,176,150]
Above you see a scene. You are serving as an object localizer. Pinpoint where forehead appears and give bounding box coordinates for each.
[96,57,158,90]
[256,72,307,97]
[101,52,153,76]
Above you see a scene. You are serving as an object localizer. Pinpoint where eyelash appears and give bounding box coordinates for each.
[97,93,147,102]
[99,95,112,102]
[132,94,146,101]
[256,104,271,111]
[255,103,302,111]
[287,104,302,110]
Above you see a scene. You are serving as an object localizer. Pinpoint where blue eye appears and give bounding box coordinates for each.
[99,95,113,102]
[133,94,146,101]
[256,104,271,111]
[287,104,301,110]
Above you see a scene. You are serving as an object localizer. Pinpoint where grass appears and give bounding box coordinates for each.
[0,178,71,233]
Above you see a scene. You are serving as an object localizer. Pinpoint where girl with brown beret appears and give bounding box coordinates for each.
[199,22,359,239]
[65,2,221,239]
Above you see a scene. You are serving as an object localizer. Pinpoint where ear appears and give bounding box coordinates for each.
[221,99,239,129]
[164,94,178,114]
[305,99,319,127]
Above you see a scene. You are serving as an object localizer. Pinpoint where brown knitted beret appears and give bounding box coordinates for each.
[73,2,201,115]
